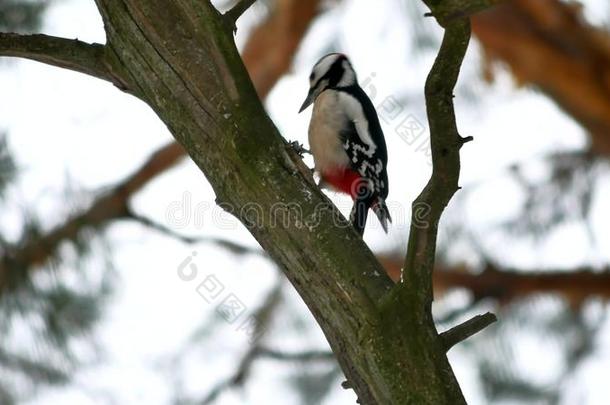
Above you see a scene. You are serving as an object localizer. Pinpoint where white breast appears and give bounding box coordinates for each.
[308,90,350,173]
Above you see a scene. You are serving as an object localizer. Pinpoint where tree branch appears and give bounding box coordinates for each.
[351,7,490,402]
[440,312,497,351]
[400,17,473,306]
[124,209,264,257]
[0,33,127,88]
[380,255,610,303]
[255,347,335,362]
[435,265,610,305]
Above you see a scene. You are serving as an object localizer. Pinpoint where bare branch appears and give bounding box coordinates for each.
[125,210,264,257]
[440,312,497,351]
[379,255,610,303]
[434,265,610,305]
[0,33,124,86]
[401,18,472,306]
[255,347,335,362]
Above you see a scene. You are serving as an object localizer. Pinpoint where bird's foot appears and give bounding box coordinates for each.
[287,140,311,157]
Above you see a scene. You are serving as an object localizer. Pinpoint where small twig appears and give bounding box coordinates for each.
[124,209,264,257]
[459,135,474,144]
[440,312,497,351]
[224,0,258,32]
[255,347,334,362]
[458,135,474,149]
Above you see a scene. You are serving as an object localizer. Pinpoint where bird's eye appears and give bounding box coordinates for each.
[309,72,315,81]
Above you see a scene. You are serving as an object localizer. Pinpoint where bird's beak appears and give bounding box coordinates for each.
[298,88,315,113]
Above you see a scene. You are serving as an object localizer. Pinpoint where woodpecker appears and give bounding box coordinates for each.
[299,53,391,235]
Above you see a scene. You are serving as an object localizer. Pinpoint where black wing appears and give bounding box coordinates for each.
[339,85,389,200]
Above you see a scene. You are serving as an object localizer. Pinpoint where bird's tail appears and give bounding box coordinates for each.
[372,197,392,233]
[350,199,369,236]
[350,197,392,235]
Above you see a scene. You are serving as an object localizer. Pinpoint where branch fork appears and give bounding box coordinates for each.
[0,32,132,93]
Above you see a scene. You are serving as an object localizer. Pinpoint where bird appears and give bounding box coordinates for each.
[298,53,391,235]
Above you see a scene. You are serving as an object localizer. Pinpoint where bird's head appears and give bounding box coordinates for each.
[298,53,357,113]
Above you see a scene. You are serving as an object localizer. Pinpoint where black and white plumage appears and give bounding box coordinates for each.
[299,53,391,235]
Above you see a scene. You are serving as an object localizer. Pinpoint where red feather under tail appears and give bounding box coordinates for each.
[321,168,392,234]
[321,168,361,198]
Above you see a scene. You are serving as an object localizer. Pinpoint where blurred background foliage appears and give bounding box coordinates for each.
[0,2,114,403]
[0,0,47,33]
[1,0,610,404]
